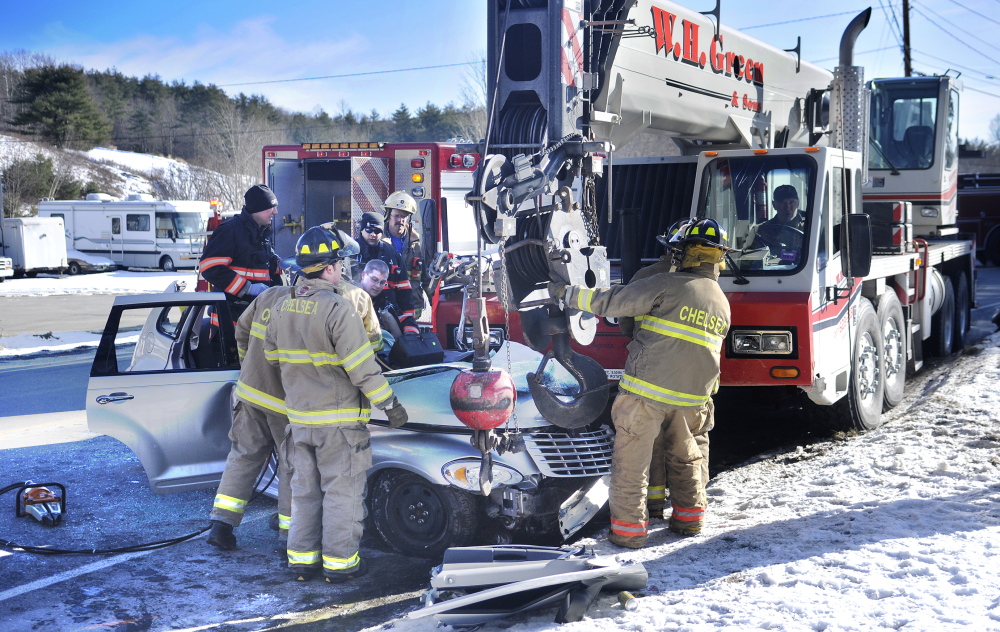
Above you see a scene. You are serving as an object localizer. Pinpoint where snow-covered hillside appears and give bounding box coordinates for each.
[0,135,214,208]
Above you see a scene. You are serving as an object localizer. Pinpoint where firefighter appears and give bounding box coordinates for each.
[265,226,409,582]
[207,281,294,550]
[357,211,419,336]
[199,185,283,323]
[548,218,731,547]
[382,192,426,321]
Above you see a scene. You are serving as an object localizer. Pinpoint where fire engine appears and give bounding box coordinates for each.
[455,0,975,433]
[261,141,481,261]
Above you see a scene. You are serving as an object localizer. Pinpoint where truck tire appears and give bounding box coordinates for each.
[877,291,906,411]
[68,261,82,275]
[369,469,478,558]
[926,275,954,357]
[821,298,884,432]
[951,271,969,352]
[160,256,176,272]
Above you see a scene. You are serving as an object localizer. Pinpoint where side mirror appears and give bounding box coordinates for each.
[841,213,872,279]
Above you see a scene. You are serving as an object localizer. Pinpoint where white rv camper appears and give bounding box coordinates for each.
[0,216,68,277]
[38,194,211,271]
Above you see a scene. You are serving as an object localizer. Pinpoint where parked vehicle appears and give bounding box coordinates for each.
[956,173,1000,266]
[0,256,12,282]
[38,193,211,271]
[0,216,68,277]
[66,248,116,275]
[86,284,612,557]
[442,1,979,435]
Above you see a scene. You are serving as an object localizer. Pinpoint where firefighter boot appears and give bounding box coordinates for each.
[668,517,702,537]
[324,558,368,584]
[608,531,647,549]
[207,520,237,550]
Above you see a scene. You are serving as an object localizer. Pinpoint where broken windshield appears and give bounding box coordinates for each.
[697,154,817,275]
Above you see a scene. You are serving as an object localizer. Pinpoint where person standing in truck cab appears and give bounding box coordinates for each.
[548,218,732,548]
[357,211,419,336]
[750,184,805,260]
[199,185,283,323]
[382,191,426,321]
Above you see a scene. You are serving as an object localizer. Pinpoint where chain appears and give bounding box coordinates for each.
[497,236,519,433]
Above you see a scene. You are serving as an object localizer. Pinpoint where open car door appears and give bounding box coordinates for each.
[87,292,240,493]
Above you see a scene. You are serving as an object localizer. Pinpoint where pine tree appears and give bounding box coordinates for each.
[9,64,111,148]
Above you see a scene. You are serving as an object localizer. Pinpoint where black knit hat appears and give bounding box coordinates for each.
[244,184,278,214]
[360,211,384,233]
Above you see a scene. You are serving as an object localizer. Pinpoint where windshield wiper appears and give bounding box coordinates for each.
[726,252,749,285]
[869,140,900,175]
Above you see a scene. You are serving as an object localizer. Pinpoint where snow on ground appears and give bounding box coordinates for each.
[382,337,1000,632]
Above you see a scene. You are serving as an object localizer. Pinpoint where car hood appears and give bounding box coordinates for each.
[376,342,588,431]
[67,248,115,266]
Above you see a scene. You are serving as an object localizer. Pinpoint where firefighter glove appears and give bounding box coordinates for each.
[547,281,567,303]
[385,399,409,429]
[247,282,269,297]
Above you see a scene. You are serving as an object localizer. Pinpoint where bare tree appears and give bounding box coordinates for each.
[201,99,284,209]
[456,52,488,142]
[0,50,53,134]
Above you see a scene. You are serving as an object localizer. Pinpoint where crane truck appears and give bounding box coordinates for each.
[456,0,974,434]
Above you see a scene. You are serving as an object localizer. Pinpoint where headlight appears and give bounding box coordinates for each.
[442,459,523,491]
[730,329,795,355]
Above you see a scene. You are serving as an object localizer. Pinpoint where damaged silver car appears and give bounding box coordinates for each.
[86,286,613,557]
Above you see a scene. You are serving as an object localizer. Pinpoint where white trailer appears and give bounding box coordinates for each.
[0,217,68,277]
[38,194,211,271]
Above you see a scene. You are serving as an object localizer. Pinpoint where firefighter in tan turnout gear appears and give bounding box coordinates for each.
[549,218,731,548]
[207,282,294,550]
[265,226,409,582]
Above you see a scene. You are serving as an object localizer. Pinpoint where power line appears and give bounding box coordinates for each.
[738,10,867,30]
[945,0,1000,27]
[876,0,906,46]
[912,0,1000,56]
[216,62,477,88]
[910,46,1000,81]
[909,3,1000,65]
[812,46,898,63]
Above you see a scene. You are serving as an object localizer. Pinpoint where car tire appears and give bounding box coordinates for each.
[68,261,82,275]
[876,290,906,411]
[160,256,176,272]
[369,469,478,558]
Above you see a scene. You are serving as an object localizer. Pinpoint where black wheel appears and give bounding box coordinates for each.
[951,271,969,352]
[68,261,82,275]
[25,270,37,278]
[369,469,477,558]
[926,274,954,357]
[160,256,176,272]
[822,298,884,432]
[876,291,906,411]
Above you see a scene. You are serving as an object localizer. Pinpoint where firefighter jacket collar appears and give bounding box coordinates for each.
[239,207,273,239]
[678,261,722,282]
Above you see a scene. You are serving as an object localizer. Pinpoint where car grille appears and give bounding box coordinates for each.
[522,426,614,477]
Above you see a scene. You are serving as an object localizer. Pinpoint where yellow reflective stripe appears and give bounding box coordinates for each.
[278,514,291,531]
[286,407,371,425]
[341,344,374,372]
[265,348,343,366]
[287,549,320,565]
[237,345,246,360]
[646,485,666,500]
[639,315,723,350]
[213,494,247,513]
[365,381,392,405]
[575,287,596,313]
[250,321,267,340]
[323,552,360,571]
[235,380,286,414]
[620,374,710,407]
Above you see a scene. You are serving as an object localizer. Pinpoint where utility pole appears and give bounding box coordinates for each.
[902,0,912,77]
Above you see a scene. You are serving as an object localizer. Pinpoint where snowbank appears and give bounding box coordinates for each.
[0,270,195,298]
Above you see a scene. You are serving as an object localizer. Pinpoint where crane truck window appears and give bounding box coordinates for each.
[698,155,816,275]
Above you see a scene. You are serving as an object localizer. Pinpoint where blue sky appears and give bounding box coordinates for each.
[1,1,997,140]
